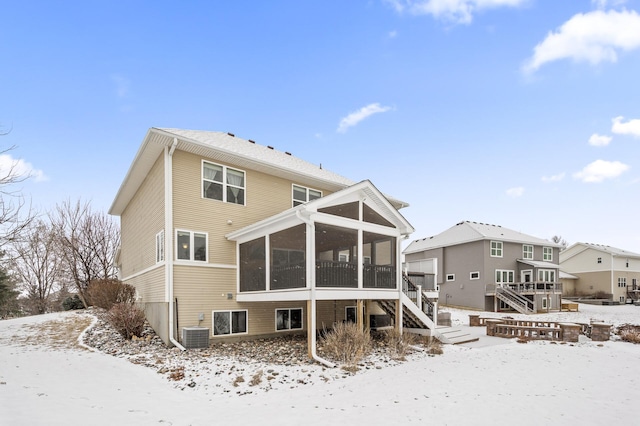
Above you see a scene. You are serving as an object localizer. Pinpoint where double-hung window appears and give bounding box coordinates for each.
[176,230,207,262]
[213,310,247,336]
[490,241,503,257]
[523,245,533,260]
[618,278,627,288]
[292,184,322,207]
[203,161,245,205]
[543,247,553,262]
[276,308,303,331]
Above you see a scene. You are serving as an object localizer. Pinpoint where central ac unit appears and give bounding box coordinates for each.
[182,327,210,349]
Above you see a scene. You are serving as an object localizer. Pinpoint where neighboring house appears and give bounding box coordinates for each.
[109,128,445,359]
[403,221,563,313]
[559,243,640,303]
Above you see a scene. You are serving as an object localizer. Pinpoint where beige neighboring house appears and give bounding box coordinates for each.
[109,128,453,362]
[560,243,640,303]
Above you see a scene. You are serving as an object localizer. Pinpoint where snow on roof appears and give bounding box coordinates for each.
[110,128,409,215]
[158,128,356,187]
[404,220,560,254]
[576,242,640,258]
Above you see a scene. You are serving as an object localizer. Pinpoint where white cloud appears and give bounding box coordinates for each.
[523,9,640,73]
[592,0,628,9]
[0,154,48,183]
[506,186,524,197]
[385,0,528,25]
[573,159,630,183]
[111,74,131,98]
[612,116,640,137]
[588,133,612,146]
[541,172,566,183]
[337,103,392,133]
[388,30,398,38]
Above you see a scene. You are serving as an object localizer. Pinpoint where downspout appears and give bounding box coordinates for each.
[296,210,335,368]
[166,138,185,351]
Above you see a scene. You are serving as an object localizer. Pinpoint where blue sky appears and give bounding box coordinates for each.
[1,0,640,252]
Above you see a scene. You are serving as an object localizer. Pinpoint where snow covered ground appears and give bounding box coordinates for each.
[1,303,639,425]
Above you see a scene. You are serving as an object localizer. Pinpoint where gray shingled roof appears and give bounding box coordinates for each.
[404,220,561,254]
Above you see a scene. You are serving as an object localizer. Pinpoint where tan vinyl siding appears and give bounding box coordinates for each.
[125,265,166,303]
[120,153,165,277]
[573,271,612,295]
[316,300,354,329]
[171,150,334,266]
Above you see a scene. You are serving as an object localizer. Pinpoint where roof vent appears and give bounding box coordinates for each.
[248,139,256,144]
[267,146,274,150]
[227,132,235,137]
[285,152,291,156]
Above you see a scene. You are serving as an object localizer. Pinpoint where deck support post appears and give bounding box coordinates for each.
[357,299,364,332]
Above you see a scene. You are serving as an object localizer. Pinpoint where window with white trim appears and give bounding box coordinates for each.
[292,184,322,207]
[620,296,626,303]
[155,230,164,263]
[212,310,247,336]
[523,245,533,260]
[446,274,455,282]
[597,257,602,264]
[176,230,207,262]
[495,269,514,283]
[538,269,556,282]
[202,161,245,205]
[490,241,503,257]
[276,308,303,331]
[618,277,627,288]
[470,271,480,280]
[543,247,553,262]
[542,297,549,309]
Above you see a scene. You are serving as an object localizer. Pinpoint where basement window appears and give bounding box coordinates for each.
[212,310,247,336]
[275,308,303,331]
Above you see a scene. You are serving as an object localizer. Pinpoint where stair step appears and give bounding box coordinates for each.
[436,327,479,345]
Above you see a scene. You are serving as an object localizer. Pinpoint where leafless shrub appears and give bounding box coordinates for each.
[106,302,145,340]
[321,322,371,369]
[617,324,640,344]
[383,328,418,360]
[233,375,245,387]
[87,279,135,310]
[424,336,444,355]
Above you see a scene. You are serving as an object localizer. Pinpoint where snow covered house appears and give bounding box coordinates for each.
[403,221,564,313]
[109,128,447,360]
[559,243,640,303]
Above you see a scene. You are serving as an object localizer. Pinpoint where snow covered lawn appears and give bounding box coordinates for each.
[1,304,639,425]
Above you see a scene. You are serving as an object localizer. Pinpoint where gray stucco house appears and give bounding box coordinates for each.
[403,221,563,313]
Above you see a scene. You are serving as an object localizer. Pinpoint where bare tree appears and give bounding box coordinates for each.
[551,235,568,249]
[50,199,120,308]
[0,146,36,250]
[9,220,63,315]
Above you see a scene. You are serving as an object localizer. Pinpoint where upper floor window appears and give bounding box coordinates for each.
[470,271,480,280]
[495,269,514,283]
[597,257,602,264]
[292,184,321,207]
[202,161,245,205]
[176,230,207,262]
[543,247,553,262]
[155,230,165,263]
[523,245,533,260]
[446,274,455,282]
[490,241,503,257]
